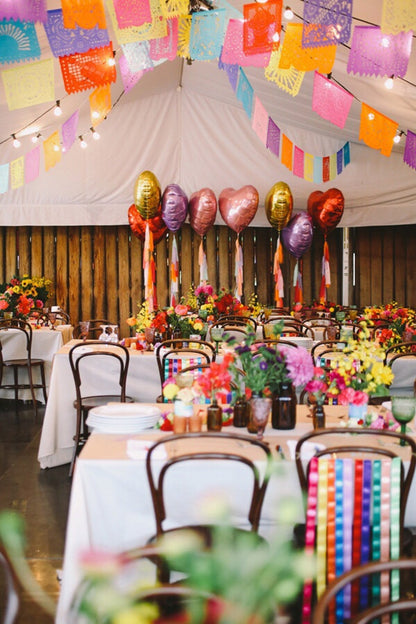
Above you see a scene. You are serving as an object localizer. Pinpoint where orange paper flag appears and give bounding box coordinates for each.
[62,0,106,30]
[279,23,336,73]
[43,131,61,171]
[359,103,398,157]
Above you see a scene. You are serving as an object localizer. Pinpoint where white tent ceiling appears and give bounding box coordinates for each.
[0,0,416,228]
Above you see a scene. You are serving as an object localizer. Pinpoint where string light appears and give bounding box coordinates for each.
[384,75,394,90]
[283,6,294,20]
[108,50,116,66]
[54,100,62,116]
[272,32,280,43]
[53,143,60,152]
[90,127,100,140]
[393,131,404,144]
[79,135,87,149]
[31,133,41,144]
[11,133,21,148]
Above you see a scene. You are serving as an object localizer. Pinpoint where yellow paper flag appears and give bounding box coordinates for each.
[10,157,24,189]
[43,131,61,172]
[1,59,54,111]
[89,84,112,126]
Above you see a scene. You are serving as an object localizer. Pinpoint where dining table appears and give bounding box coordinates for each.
[0,324,73,402]
[55,403,416,624]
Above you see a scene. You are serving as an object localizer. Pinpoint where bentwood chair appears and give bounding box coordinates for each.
[68,341,134,476]
[155,339,216,401]
[145,432,273,582]
[293,428,416,623]
[312,558,416,624]
[0,318,48,414]
[215,315,258,331]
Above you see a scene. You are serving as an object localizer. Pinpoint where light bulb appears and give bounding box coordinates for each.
[53,144,60,152]
[54,100,62,116]
[79,136,87,149]
[90,127,100,140]
[108,56,116,66]
[381,37,390,48]
[12,134,21,148]
[31,133,41,144]
[384,76,394,89]
[284,6,294,20]
[92,111,100,119]
[368,112,375,121]
[393,132,402,144]
[272,32,280,43]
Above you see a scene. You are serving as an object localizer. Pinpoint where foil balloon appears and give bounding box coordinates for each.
[133,170,161,220]
[128,204,167,244]
[307,188,344,235]
[189,188,217,237]
[161,184,188,232]
[265,182,293,231]
[281,212,314,258]
[219,186,259,234]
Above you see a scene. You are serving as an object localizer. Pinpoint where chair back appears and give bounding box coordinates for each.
[312,558,416,624]
[0,547,19,624]
[68,341,130,404]
[155,339,215,394]
[0,318,33,360]
[216,315,258,330]
[311,340,346,365]
[295,428,416,622]
[146,432,273,536]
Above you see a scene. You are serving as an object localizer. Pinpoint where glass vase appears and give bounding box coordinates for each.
[249,396,271,440]
[207,400,222,431]
[271,383,297,430]
[312,404,326,429]
[348,401,368,424]
[233,398,249,428]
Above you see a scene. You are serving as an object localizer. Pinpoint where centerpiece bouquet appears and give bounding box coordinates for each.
[0,275,52,318]
[361,302,416,349]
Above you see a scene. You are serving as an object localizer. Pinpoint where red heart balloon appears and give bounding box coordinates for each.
[128,204,167,244]
[307,188,344,235]
[189,188,217,237]
[219,186,259,234]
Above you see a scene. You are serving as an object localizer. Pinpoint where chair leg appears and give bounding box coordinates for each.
[13,366,18,404]
[39,363,48,404]
[26,364,38,417]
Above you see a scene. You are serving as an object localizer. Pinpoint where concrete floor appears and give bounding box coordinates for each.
[0,400,71,624]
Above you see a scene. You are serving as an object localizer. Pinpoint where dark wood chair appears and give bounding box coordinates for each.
[312,558,416,624]
[0,318,47,415]
[216,315,258,330]
[68,341,134,476]
[145,431,273,582]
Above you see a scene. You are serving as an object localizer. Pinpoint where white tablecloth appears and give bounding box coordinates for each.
[0,325,72,402]
[38,342,169,468]
[55,404,416,624]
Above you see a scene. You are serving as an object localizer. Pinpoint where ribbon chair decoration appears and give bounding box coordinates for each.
[198,238,208,284]
[319,237,331,305]
[302,456,401,624]
[293,258,304,306]
[234,236,243,301]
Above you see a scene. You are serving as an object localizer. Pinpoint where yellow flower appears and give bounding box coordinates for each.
[12,285,20,293]
[193,321,203,331]
[112,603,159,624]
[163,383,179,401]
[21,279,30,288]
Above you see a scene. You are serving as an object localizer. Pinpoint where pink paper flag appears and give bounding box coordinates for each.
[119,54,146,92]
[149,17,178,61]
[252,96,269,145]
[312,72,353,129]
[61,110,79,152]
[25,146,40,183]
[221,19,271,67]
[113,0,151,29]
[293,146,304,178]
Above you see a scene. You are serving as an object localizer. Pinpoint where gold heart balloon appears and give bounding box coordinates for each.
[133,170,161,220]
[265,182,293,232]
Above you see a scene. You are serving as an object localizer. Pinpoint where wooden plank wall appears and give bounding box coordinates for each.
[0,224,414,337]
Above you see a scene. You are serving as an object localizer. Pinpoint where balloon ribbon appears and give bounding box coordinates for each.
[199,238,208,283]
[143,223,156,313]
[273,235,284,306]
[234,237,243,300]
[293,259,303,305]
[170,234,179,307]
[319,238,331,304]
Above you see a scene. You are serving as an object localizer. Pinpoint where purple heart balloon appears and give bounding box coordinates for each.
[161,184,188,232]
[281,211,314,259]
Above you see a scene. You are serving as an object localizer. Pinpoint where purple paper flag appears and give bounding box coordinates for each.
[25,146,40,183]
[404,131,416,170]
[337,148,343,174]
[303,0,352,47]
[312,72,353,129]
[347,26,412,77]
[0,19,41,64]
[44,9,110,57]
[266,117,280,157]
[218,54,239,91]
[293,146,304,178]
[62,110,79,153]
[0,0,47,23]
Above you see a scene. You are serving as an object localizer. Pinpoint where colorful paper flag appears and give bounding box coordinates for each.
[1,58,54,110]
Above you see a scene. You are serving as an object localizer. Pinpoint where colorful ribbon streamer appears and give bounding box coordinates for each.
[198,238,208,283]
[293,259,303,305]
[301,456,319,624]
[319,238,330,304]
[273,235,284,306]
[170,234,179,307]
[143,222,155,313]
[234,237,243,300]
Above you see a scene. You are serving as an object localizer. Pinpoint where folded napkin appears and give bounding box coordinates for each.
[126,439,167,460]
[287,440,325,461]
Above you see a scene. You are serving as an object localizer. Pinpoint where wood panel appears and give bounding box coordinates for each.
[1,224,416,338]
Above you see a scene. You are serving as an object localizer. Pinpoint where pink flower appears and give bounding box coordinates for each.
[282,346,314,386]
[339,387,368,406]
[174,304,188,316]
[0,300,9,310]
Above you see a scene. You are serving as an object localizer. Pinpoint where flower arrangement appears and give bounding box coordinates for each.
[231,324,314,398]
[126,300,153,334]
[162,377,197,404]
[194,352,234,403]
[324,324,394,404]
[194,281,214,307]
[340,408,399,431]
[0,275,52,318]
[360,302,416,349]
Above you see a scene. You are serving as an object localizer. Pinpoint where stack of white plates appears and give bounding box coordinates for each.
[86,403,161,433]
